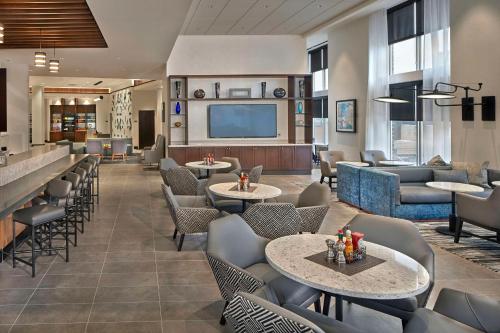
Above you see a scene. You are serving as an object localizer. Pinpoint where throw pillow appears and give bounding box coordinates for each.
[433,170,468,183]
[451,161,490,188]
[426,155,448,166]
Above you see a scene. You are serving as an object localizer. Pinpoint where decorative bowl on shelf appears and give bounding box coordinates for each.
[273,88,286,98]
[174,121,182,128]
[194,89,205,98]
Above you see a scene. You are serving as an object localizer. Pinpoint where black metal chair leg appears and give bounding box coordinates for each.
[454,218,464,243]
[328,177,333,189]
[314,298,322,313]
[12,220,16,268]
[173,229,177,240]
[177,234,185,252]
[31,226,36,277]
[320,176,324,184]
[220,301,229,325]
[65,218,69,262]
[322,293,331,316]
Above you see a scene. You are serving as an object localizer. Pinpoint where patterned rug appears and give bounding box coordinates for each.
[416,221,500,273]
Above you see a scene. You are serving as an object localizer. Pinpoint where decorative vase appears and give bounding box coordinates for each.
[175,102,181,114]
[215,82,220,99]
[174,81,182,99]
[297,101,303,114]
[174,121,182,128]
[273,88,286,98]
[194,89,205,99]
[261,82,266,98]
[299,80,305,98]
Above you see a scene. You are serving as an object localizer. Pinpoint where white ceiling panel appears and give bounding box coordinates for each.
[181,0,367,35]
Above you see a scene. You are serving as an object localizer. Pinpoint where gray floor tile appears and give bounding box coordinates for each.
[101,261,156,274]
[159,285,221,302]
[86,321,162,333]
[0,289,34,305]
[155,251,206,261]
[161,301,224,321]
[89,302,161,322]
[0,304,24,324]
[94,286,159,303]
[16,303,92,324]
[48,262,102,275]
[105,251,155,262]
[162,320,223,333]
[39,274,100,288]
[155,260,210,273]
[157,271,216,285]
[0,275,42,289]
[98,272,158,287]
[9,323,86,333]
[29,288,96,305]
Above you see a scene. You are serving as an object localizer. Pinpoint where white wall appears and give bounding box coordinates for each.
[131,90,157,148]
[0,63,29,153]
[167,35,307,76]
[327,16,369,161]
[450,0,500,168]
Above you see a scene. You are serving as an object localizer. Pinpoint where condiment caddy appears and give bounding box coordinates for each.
[325,226,366,264]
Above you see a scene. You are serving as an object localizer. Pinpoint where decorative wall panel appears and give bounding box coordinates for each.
[111,89,132,138]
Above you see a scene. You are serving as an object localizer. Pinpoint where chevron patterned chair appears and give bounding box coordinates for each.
[242,203,301,239]
[225,289,364,333]
[267,182,330,233]
[207,214,321,326]
[161,184,221,251]
[164,166,207,196]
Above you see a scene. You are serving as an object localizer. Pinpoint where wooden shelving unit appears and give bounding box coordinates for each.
[167,74,312,145]
[49,101,96,142]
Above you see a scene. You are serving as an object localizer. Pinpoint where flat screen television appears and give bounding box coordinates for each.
[208,104,277,138]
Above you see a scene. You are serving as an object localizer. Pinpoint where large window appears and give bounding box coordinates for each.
[308,45,328,144]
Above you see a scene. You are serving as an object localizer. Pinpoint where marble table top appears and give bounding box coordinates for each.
[209,182,282,200]
[492,181,500,187]
[265,234,430,299]
[336,161,370,167]
[379,160,414,166]
[185,161,232,170]
[426,181,484,193]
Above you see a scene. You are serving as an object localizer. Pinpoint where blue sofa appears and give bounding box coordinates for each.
[338,164,498,220]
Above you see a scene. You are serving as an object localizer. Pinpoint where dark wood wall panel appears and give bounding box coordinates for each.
[0,68,6,132]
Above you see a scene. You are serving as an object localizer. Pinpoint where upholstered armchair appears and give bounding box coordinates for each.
[225,291,363,333]
[159,158,178,185]
[269,182,330,233]
[343,214,434,324]
[456,187,500,243]
[161,184,220,251]
[405,288,500,333]
[217,157,242,174]
[206,173,242,213]
[242,203,301,239]
[144,135,165,166]
[360,150,388,167]
[164,167,207,196]
[111,139,128,160]
[249,165,263,183]
[319,151,344,189]
[207,214,321,325]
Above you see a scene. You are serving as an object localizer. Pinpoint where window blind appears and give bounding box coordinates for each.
[387,0,423,44]
[389,81,423,121]
[309,46,328,72]
[312,97,328,118]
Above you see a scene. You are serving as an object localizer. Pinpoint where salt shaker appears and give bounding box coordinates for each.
[337,240,346,264]
[325,239,337,261]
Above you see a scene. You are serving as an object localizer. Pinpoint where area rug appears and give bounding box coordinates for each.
[416,221,500,273]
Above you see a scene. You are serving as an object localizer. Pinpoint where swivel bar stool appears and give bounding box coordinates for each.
[12,179,72,277]
[74,167,91,222]
[87,156,100,205]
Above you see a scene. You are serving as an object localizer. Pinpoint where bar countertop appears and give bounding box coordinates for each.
[0,154,88,220]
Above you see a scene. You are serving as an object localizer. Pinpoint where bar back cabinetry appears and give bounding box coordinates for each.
[168,145,311,175]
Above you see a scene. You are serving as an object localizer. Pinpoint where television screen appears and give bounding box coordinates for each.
[208,104,277,138]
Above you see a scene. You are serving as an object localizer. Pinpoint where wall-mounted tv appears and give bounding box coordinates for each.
[208,104,277,138]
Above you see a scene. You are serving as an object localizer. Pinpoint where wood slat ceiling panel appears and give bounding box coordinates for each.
[0,0,107,49]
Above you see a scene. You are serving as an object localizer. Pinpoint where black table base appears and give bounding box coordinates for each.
[435,192,471,238]
[322,293,343,321]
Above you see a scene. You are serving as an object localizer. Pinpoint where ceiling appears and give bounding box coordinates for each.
[29,76,132,91]
[0,0,192,78]
[0,0,107,49]
[181,0,365,35]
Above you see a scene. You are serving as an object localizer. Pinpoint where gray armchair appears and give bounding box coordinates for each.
[207,214,321,325]
[161,184,220,251]
[84,139,103,156]
[111,139,128,160]
[249,165,263,183]
[144,135,165,166]
[456,187,500,243]
[56,140,86,154]
[218,157,242,174]
[164,166,207,196]
[343,214,434,324]
[206,173,242,213]
[319,151,344,189]
[360,150,388,167]
[225,290,363,333]
[159,158,179,186]
[405,288,500,333]
[270,182,330,233]
[242,203,301,239]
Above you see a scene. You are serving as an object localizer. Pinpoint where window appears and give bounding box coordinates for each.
[308,45,328,144]
[391,37,418,74]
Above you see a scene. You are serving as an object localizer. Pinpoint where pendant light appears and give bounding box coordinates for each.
[0,23,4,44]
[49,43,59,73]
[373,96,410,104]
[34,29,46,68]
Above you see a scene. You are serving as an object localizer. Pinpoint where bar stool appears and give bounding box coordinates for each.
[87,156,100,205]
[64,172,83,245]
[12,179,72,277]
[80,162,94,214]
[74,166,90,222]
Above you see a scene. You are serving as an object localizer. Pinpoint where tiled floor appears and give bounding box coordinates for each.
[0,163,498,333]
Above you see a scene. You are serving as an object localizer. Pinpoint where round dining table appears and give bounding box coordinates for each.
[185,161,232,178]
[426,181,484,236]
[265,234,430,321]
[208,182,282,211]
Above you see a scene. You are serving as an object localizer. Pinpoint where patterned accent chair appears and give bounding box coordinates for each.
[242,203,301,239]
[249,165,264,183]
[165,167,207,196]
[225,290,364,333]
[207,214,321,325]
[360,150,388,167]
[343,214,435,325]
[319,151,345,189]
[159,158,178,186]
[269,182,330,233]
[218,157,242,174]
[161,184,220,251]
